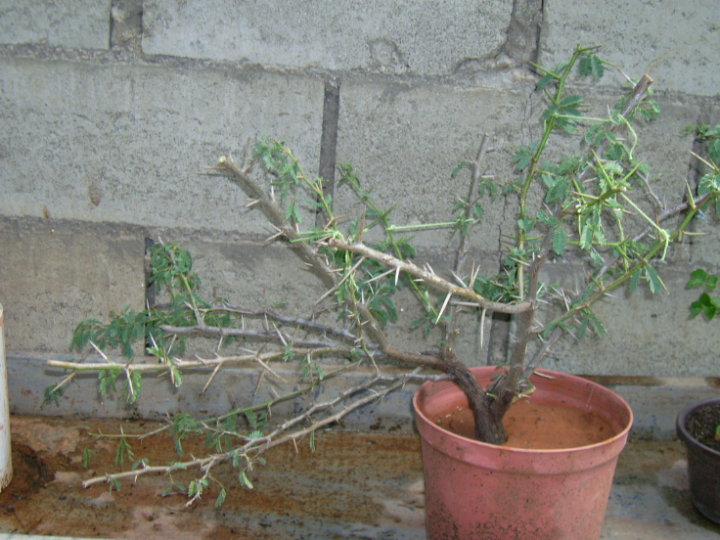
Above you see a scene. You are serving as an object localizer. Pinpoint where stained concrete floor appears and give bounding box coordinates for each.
[0,415,718,539]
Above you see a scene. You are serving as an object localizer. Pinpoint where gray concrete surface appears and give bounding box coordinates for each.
[0,0,111,50]
[0,0,719,379]
[142,0,514,76]
[0,218,145,352]
[0,56,323,232]
[541,0,720,96]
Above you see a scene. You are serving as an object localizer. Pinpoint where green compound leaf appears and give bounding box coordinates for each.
[552,228,568,256]
[578,53,604,81]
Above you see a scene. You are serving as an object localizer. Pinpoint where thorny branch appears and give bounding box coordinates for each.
[214,155,469,374]
[48,348,351,373]
[80,368,431,490]
[323,237,532,315]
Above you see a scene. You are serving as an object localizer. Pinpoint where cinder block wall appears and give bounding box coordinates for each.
[1,0,719,392]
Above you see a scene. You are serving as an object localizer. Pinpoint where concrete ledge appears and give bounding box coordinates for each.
[9,352,418,433]
[8,351,717,440]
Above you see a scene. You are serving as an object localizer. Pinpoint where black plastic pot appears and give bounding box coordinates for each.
[677,398,720,524]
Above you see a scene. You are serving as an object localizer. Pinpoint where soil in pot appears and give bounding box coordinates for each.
[435,398,615,449]
[684,401,720,452]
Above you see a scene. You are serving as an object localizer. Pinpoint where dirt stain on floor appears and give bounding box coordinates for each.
[0,416,425,539]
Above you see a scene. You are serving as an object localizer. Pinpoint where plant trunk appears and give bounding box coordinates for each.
[443,307,534,445]
[444,354,507,444]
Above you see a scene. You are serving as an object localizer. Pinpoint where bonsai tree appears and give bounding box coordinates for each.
[46,46,720,501]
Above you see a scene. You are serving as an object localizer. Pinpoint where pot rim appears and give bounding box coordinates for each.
[676,397,720,458]
[414,366,633,456]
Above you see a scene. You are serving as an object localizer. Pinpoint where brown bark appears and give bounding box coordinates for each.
[443,352,506,444]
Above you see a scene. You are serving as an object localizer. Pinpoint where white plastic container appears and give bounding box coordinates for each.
[0,303,12,491]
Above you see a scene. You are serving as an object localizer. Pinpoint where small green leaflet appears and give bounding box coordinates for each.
[644,265,665,294]
[628,268,641,293]
[450,161,473,179]
[239,469,254,489]
[512,142,537,171]
[687,268,718,290]
[215,488,227,508]
[578,53,604,81]
[552,228,568,255]
[188,478,208,498]
[709,138,720,163]
[542,173,570,203]
[41,385,64,409]
[517,217,535,233]
[580,224,593,250]
[115,438,134,466]
[690,292,720,320]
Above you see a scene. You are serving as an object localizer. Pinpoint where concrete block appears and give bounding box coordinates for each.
[540,0,720,96]
[540,266,720,377]
[335,79,533,253]
[0,217,145,352]
[0,0,111,50]
[155,230,329,316]
[0,57,324,233]
[143,0,513,76]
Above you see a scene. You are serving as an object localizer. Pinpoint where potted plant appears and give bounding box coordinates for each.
[678,151,720,526]
[677,391,720,525]
[45,46,720,538]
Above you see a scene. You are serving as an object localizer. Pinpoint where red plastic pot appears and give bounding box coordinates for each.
[413,367,633,540]
[676,398,720,524]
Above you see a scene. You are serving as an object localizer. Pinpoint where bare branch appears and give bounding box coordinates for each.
[158,323,349,350]
[219,305,359,342]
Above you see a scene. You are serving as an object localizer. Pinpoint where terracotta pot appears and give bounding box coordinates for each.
[676,398,720,524]
[413,366,633,540]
